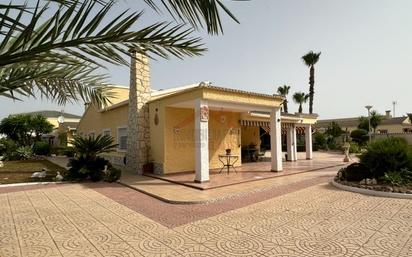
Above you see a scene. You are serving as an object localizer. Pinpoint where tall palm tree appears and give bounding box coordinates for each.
[302,51,321,114]
[0,0,239,106]
[277,85,290,113]
[293,92,309,114]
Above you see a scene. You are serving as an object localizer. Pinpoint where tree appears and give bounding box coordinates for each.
[277,85,291,113]
[326,122,344,139]
[0,114,53,145]
[358,116,369,131]
[370,111,383,133]
[407,113,412,122]
[0,0,238,106]
[358,111,383,134]
[292,92,309,113]
[350,129,368,145]
[302,51,321,114]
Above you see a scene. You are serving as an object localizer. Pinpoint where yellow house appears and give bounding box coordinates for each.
[78,53,318,182]
[21,110,81,146]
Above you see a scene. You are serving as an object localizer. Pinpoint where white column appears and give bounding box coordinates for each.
[286,126,293,161]
[305,125,313,160]
[292,124,298,161]
[194,99,209,182]
[270,108,282,171]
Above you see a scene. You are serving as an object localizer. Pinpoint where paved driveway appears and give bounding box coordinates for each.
[1,183,411,257]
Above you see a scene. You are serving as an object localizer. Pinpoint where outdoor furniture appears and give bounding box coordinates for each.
[218,154,239,174]
[241,148,258,162]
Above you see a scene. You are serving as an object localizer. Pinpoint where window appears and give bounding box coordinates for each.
[102,129,111,137]
[89,132,95,139]
[117,127,127,151]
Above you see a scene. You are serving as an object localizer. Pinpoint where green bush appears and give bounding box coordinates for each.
[314,132,327,149]
[340,162,372,181]
[0,138,18,159]
[33,141,51,155]
[360,137,412,180]
[350,129,368,145]
[62,147,76,157]
[16,146,33,160]
[349,141,361,154]
[104,167,122,182]
[65,156,110,182]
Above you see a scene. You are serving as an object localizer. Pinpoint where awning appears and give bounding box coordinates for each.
[240,120,309,135]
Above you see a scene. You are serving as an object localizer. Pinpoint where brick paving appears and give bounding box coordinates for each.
[1,172,412,256]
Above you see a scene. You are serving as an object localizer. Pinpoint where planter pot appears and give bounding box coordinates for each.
[225,149,231,155]
[143,163,154,173]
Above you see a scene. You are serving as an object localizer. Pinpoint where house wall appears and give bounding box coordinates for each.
[163,107,241,174]
[241,126,260,148]
[77,104,129,166]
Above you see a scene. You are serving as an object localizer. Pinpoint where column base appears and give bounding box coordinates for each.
[194,179,209,183]
[271,169,283,172]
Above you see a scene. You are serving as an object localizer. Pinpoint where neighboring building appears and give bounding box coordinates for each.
[22,110,81,146]
[316,111,412,134]
[78,53,318,182]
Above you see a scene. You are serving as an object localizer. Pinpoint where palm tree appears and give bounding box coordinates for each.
[71,135,118,160]
[302,51,321,114]
[277,85,291,113]
[293,92,309,114]
[0,0,239,106]
[370,111,383,134]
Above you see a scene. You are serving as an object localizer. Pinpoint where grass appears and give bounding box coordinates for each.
[0,159,66,184]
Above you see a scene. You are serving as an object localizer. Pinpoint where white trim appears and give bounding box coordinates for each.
[331,180,412,199]
[117,126,128,152]
[102,128,111,137]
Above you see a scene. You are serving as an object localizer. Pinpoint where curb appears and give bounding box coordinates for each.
[0,181,64,188]
[331,180,412,199]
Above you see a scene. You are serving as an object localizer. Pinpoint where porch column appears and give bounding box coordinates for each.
[286,126,293,161]
[270,108,282,171]
[305,125,313,160]
[194,99,209,182]
[292,124,298,161]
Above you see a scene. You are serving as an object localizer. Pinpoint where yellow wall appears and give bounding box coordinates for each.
[77,104,128,155]
[241,126,261,148]
[163,107,241,173]
[149,101,165,173]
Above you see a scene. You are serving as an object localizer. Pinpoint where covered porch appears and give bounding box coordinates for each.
[145,151,345,190]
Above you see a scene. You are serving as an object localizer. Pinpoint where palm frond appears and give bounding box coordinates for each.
[302,51,321,67]
[0,61,114,106]
[143,0,240,35]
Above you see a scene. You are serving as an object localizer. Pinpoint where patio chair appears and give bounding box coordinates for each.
[257,148,266,162]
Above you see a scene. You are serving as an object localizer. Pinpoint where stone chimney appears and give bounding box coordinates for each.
[385,110,391,119]
[126,50,151,174]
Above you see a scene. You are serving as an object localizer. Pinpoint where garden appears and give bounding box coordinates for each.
[0,114,121,184]
[336,137,412,194]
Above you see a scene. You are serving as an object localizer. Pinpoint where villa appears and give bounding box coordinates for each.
[77,52,318,182]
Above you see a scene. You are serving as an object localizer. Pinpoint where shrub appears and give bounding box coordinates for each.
[360,137,412,180]
[16,146,33,160]
[314,132,327,149]
[62,147,76,157]
[384,171,405,188]
[349,141,361,154]
[65,156,110,181]
[33,141,51,155]
[350,129,368,145]
[0,138,18,159]
[104,167,122,182]
[340,162,372,181]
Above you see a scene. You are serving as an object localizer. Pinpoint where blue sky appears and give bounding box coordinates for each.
[2,0,411,119]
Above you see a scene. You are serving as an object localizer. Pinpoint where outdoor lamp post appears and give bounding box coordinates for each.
[365,105,372,143]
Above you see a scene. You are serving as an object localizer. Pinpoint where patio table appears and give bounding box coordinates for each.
[218,154,239,174]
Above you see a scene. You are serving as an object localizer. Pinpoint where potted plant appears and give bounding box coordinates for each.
[225,148,231,155]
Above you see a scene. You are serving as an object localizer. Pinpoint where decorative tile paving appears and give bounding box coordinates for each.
[0,182,412,257]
